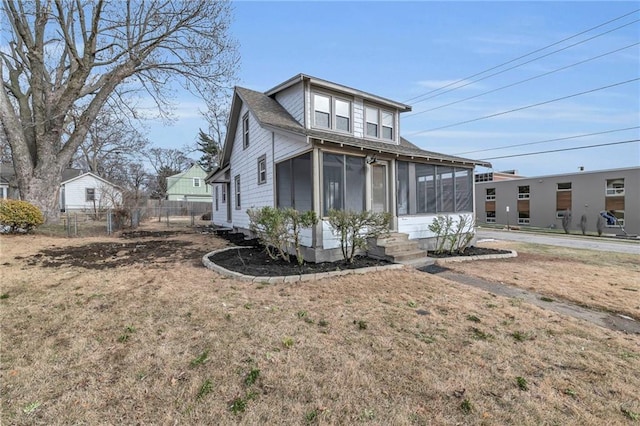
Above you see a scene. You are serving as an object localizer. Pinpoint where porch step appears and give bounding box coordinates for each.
[368,232,428,264]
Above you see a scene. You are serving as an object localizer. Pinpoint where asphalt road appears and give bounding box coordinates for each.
[477,229,640,255]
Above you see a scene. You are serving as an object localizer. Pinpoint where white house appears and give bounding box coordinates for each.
[60,172,123,213]
[206,74,490,262]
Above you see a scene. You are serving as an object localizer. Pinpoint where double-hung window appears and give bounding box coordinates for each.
[486,188,496,200]
[257,155,267,185]
[313,93,351,132]
[86,188,95,202]
[234,175,241,209]
[221,185,226,203]
[242,113,249,149]
[366,106,394,141]
[193,178,201,187]
[518,185,530,199]
[606,179,624,196]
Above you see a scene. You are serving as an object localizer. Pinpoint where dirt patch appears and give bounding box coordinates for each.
[120,230,183,239]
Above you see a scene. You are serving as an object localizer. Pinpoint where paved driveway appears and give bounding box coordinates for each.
[477,229,640,255]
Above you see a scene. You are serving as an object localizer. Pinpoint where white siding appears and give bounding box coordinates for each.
[275,81,304,124]
[321,220,341,249]
[397,213,473,240]
[61,175,122,210]
[353,97,364,138]
[273,132,308,162]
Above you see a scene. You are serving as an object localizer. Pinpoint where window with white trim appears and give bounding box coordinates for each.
[242,113,249,149]
[313,93,351,132]
[193,178,201,187]
[86,188,95,202]
[606,178,624,196]
[486,211,496,223]
[234,175,241,210]
[365,106,394,141]
[257,155,267,185]
[557,182,571,191]
[518,211,530,225]
[518,185,530,199]
[486,188,496,200]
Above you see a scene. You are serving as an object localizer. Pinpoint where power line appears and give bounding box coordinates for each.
[403,9,640,104]
[408,19,640,107]
[407,42,640,118]
[406,78,640,136]
[453,126,640,155]
[480,139,639,160]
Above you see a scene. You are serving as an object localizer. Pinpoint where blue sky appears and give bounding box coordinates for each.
[149,1,639,177]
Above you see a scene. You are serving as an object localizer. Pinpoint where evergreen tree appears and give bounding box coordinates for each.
[196,128,220,172]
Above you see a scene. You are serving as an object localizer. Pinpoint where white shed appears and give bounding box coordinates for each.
[59,172,122,212]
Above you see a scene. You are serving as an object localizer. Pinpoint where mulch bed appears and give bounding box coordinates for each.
[209,247,391,277]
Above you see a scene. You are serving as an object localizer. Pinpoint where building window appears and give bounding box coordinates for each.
[486,188,496,200]
[603,210,624,227]
[486,211,496,223]
[221,185,226,203]
[215,186,219,211]
[234,175,241,210]
[518,211,530,225]
[415,164,436,214]
[397,161,409,215]
[365,106,394,141]
[322,153,365,216]
[242,113,249,149]
[556,210,570,219]
[85,188,95,202]
[276,152,312,212]
[257,155,267,185]
[365,106,379,138]
[193,178,201,187]
[557,182,572,191]
[606,179,624,196]
[313,93,351,132]
[518,185,530,199]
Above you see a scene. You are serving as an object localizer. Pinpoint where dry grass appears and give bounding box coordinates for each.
[1,225,639,425]
[447,240,640,320]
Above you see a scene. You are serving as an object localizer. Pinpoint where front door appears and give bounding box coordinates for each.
[371,162,388,213]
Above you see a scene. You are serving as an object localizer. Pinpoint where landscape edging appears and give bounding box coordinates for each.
[202,246,405,282]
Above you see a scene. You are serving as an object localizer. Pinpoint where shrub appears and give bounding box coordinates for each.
[429,214,475,254]
[327,209,391,263]
[561,209,572,234]
[596,214,604,237]
[0,200,44,233]
[247,207,317,264]
[579,214,587,235]
[201,211,212,221]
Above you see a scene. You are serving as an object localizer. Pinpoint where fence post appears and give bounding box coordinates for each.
[74,213,78,236]
[191,211,195,227]
[107,209,111,235]
[166,210,169,227]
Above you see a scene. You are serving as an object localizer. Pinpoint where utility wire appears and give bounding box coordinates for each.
[407,42,640,118]
[480,139,639,160]
[453,126,640,155]
[403,9,640,104]
[408,19,640,107]
[406,78,640,136]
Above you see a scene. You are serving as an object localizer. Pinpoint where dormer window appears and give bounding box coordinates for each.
[366,105,395,141]
[313,92,351,133]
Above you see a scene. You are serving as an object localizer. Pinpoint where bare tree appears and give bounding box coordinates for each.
[0,0,238,221]
[144,147,192,199]
[73,103,150,180]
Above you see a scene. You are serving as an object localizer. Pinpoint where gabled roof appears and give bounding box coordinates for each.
[61,172,121,189]
[167,164,207,180]
[265,73,412,112]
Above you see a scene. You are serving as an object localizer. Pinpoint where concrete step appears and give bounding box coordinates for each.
[391,250,429,264]
[368,242,421,258]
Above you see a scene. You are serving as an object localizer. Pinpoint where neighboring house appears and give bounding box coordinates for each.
[206,74,490,262]
[475,167,639,235]
[166,164,211,202]
[60,172,123,212]
[0,162,20,200]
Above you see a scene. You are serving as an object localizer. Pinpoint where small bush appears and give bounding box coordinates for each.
[326,209,390,263]
[579,214,587,235]
[561,209,572,234]
[429,214,475,254]
[0,200,44,233]
[596,214,605,237]
[201,211,212,221]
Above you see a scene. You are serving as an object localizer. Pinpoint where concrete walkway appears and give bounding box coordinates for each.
[432,269,640,335]
[477,229,640,255]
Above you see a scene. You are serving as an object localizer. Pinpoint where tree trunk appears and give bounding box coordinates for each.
[17,164,64,223]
